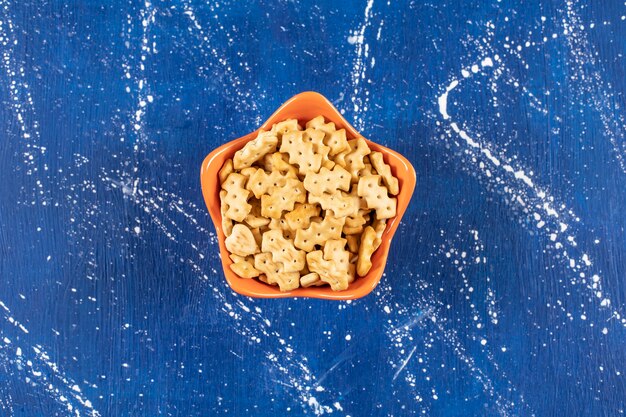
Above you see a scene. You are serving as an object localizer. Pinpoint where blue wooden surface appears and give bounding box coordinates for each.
[0,0,625,416]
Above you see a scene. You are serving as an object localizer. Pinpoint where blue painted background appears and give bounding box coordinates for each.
[0,0,625,415]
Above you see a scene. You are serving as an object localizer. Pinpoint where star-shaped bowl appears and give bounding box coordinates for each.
[200,92,415,299]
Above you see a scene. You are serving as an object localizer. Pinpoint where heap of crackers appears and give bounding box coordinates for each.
[218,116,399,291]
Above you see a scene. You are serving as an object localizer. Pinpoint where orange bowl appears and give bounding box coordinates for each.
[200,92,416,299]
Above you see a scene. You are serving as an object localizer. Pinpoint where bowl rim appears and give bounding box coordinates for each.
[200,91,416,299]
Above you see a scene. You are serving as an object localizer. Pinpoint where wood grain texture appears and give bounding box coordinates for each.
[0,0,625,415]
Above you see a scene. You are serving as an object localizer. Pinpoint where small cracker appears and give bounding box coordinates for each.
[294,215,345,252]
[258,274,275,285]
[357,175,397,219]
[229,254,252,263]
[321,159,335,170]
[346,234,360,253]
[343,225,363,235]
[230,260,260,278]
[219,159,233,185]
[300,272,325,287]
[233,130,278,169]
[372,218,387,250]
[263,152,298,176]
[304,128,330,160]
[261,229,306,272]
[333,147,350,168]
[359,163,377,177]
[345,209,370,228]
[221,173,252,222]
[244,198,271,228]
[305,115,335,132]
[357,226,377,276]
[323,239,349,262]
[305,116,349,156]
[254,252,300,292]
[239,167,258,181]
[308,190,360,218]
[261,178,306,218]
[370,151,399,195]
[334,138,371,182]
[348,263,356,283]
[225,224,260,257]
[279,130,323,175]
[268,217,295,240]
[272,119,301,136]
[250,227,263,248]
[345,138,371,181]
[303,165,351,195]
[219,190,234,236]
[247,168,296,199]
[325,129,349,156]
[306,250,351,291]
[284,203,320,230]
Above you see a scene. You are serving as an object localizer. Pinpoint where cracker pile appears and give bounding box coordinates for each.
[218,116,399,291]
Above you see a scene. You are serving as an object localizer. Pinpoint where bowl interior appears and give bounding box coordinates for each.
[200,92,416,299]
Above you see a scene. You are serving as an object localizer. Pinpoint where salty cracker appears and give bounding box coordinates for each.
[233,130,278,169]
[357,175,397,220]
[268,217,296,240]
[357,226,377,276]
[219,190,234,236]
[230,259,260,279]
[372,218,387,250]
[321,239,354,286]
[300,272,325,287]
[225,224,260,257]
[344,138,371,181]
[280,130,323,175]
[334,138,368,166]
[345,208,370,228]
[306,250,352,291]
[305,115,335,132]
[250,227,263,248]
[325,129,349,156]
[257,274,274,285]
[244,198,270,228]
[323,238,349,264]
[221,173,252,222]
[294,215,345,252]
[219,158,233,185]
[308,190,360,218]
[261,178,306,218]
[347,263,357,283]
[254,252,300,292]
[334,138,371,182]
[261,230,306,272]
[321,159,335,170]
[346,234,360,253]
[284,203,320,230]
[263,152,298,176]
[306,116,349,156]
[304,128,330,160]
[303,165,351,195]
[229,253,253,264]
[239,167,258,181]
[343,225,363,235]
[271,118,300,136]
[247,168,296,199]
[359,163,377,177]
[370,151,399,195]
